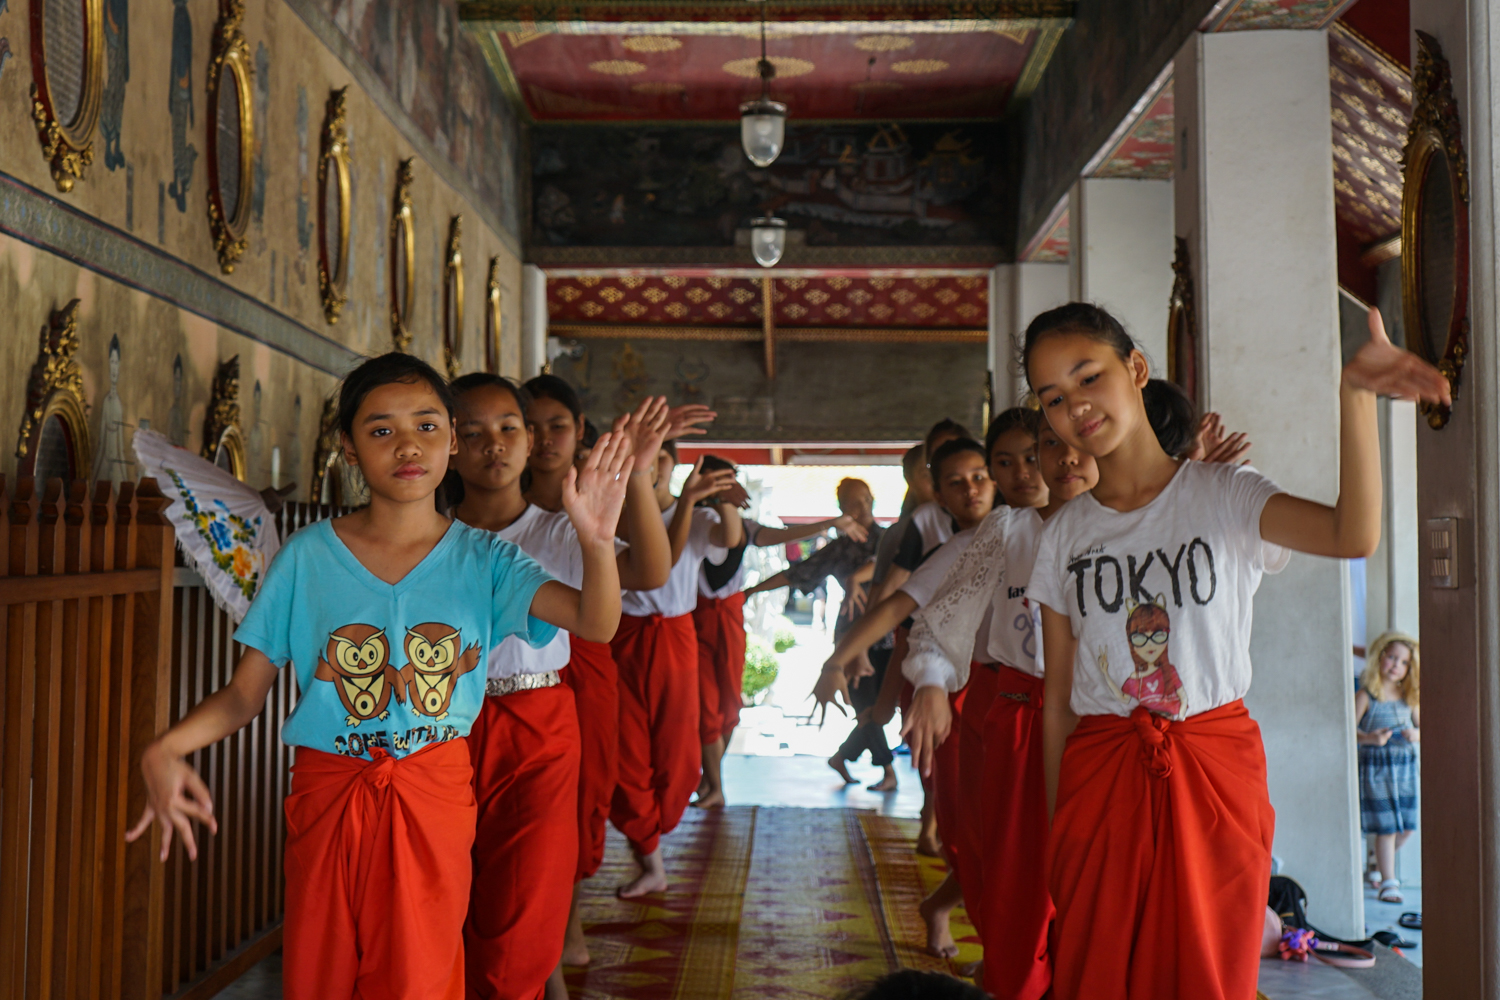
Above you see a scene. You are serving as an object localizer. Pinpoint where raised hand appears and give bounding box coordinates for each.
[900,686,954,778]
[1186,412,1251,465]
[618,396,672,475]
[832,513,869,544]
[678,455,738,506]
[1344,306,1452,405]
[125,744,219,861]
[719,479,752,510]
[663,404,717,440]
[811,663,852,726]
[563,429,633,547]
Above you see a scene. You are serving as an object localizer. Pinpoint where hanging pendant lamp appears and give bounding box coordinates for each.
[750,217,787,268]
[739,4,786,168]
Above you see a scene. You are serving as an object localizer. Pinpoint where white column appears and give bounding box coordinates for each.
[992,261,1070,407]
[520,264,548,380]
[1068,178,1174,372]
[1175,29,1363,939]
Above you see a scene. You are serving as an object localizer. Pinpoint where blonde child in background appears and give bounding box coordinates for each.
[1356,631,1421,904]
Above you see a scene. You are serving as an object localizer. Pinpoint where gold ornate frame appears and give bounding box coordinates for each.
[317,87,352,324]
[443,215,465,378]
[205,0,255,274]
[485,257,502,374]
[200,355,247,481]
[1166,236,1200,407]
[1401,30,1470,430]
[30,0,104,192]
[389,158,417,351]
[15,299,92,478]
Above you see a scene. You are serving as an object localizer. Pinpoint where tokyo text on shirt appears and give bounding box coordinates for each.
[234,518,557,760]
[486,504,627,681]
[1028,461,1289,720]
[621,501,727,618]
[905,506,1046,692]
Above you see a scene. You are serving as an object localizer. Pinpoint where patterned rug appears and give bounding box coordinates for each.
[566,807,980,1000]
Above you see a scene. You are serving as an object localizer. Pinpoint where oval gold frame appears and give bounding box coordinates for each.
[390,158,417,352]
[15,299,92,476]
[200,355,246,482]
[317,87,352,324]
[485,257,502,374]
[212,424,248,481]
[1400,30,1470,430]
[30,0,104,192]
[206,0,254,274]
[443,215,464,378]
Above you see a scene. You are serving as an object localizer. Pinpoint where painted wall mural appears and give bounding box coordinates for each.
[101,0,128,170]
[532,122,1002,248]
[166,0,196,214]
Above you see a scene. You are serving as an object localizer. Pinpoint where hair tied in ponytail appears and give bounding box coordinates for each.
[1142,379,1198,459]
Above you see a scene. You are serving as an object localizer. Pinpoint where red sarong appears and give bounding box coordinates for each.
[464,685,581,1000]
[610,612,701,855]
[563,636,619,881]
[1048,700,1275,1000]
[952,662,999,933]
[931,682,968,876]
[282,739,475,1000]
[693,592,748,745]
[979,666,1052,1000]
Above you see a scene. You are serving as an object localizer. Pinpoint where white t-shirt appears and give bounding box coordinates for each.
[699,520,762,599]
[1029,461,1289,720]
[904,505,1043,690]
[910,502,954,557]
[486,506,580,680]
[898,527,977,608]
[622,502,726,618]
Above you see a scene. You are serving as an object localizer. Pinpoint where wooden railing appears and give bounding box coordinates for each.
[0,479,345,1000]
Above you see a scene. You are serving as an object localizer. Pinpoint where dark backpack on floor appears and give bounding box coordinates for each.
[1269,874,1373,948]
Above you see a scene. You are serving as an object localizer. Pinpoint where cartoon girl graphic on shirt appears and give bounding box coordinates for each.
[1121,594,1186,719]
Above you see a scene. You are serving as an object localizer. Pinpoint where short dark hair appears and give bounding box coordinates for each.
[522,373,583,421]
[451,372,532,414]
[700,453,735,475]
[901,443,925,479]
[929,437,988,482]
[581,418,600,449]
[842,971,988,1000]
[924,418,972,455]
[336,352,455,438]
[985,406,1041,457]
[662,439,679,463]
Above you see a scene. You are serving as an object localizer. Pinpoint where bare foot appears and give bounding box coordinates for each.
[544,963,569,1000]
[918,893,959,959]
[692,789,726,809]
[868,767,898,792]
[618,848,668,899]
[695,777,710,800]
[562,889,591,967]
[828,756,858,784]
[959,959,983,981]
[915,831,943,857]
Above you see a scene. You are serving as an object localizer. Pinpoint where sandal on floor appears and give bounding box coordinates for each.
[1398,912,1423,931]
[1378,879,1404,904]
[1372,930,1418,949]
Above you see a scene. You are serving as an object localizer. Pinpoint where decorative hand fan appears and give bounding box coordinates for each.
[133,427,280,622]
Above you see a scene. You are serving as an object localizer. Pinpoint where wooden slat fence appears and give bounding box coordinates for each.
[0,478,346,1000]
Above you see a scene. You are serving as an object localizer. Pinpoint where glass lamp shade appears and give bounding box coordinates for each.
[750,217,787,268]
[739,99,787,168]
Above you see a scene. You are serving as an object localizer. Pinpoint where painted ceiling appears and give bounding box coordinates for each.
[1209,0,1354,31]
[547,274,989,328]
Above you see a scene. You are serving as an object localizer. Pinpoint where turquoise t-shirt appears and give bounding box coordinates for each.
[234,518,557,760]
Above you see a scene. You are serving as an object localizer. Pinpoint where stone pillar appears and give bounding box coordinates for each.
[1409,1,1500,991]
[1175,29,1363,938]
[1067,178,1174,372]
[991,262,1070,407]
[520,264,548,380]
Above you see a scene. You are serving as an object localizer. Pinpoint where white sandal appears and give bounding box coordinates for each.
[1378,879,1404,904]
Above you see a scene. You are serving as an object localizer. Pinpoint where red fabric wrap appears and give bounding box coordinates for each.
[953,662,999,932]
[693,591,748,744]
[1047,700,1275,1000]
[932,681,968,875]
[464,686,581,1000]
[563,636,619,881]
[979,666,1052,1000]
[609,612,701,855]
[282,739,475,1000]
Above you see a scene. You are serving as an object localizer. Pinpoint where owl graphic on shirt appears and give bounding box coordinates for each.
[315,623,406,726]
[401,622,481,720]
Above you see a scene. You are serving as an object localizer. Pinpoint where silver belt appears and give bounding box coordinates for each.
[486,671,563,697]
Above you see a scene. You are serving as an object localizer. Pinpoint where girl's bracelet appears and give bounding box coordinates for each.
[822,662,845,675]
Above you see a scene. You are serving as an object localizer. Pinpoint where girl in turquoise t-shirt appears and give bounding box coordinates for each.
[127,353,633,1000]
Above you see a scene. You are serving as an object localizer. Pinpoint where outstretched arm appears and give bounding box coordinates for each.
[811,591,917,712]
[745,569,790,596]
[1261,307,1449,558]
[128,649,279,860]
[753,514,869,547]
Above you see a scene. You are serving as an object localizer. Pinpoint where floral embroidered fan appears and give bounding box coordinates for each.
[133,427,280,623]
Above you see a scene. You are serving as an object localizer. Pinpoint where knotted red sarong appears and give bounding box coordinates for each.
[563,636,619,881]
[282,739,476,1000]
[952,662,999,932]
[979,666,1052,1000]
[692,592,748,745]
[1048,700,1275,1000]
[610,612,701,855]
[932,681,968,876]
[464,685,581,1000]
